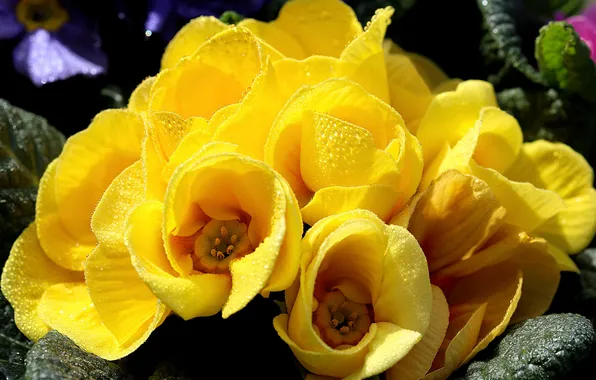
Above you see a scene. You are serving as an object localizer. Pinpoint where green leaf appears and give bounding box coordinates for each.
[536,22,596,102]
[477,0,545,85]
[0,99,64,263]
[0,291,31,380]
[454,314,596,379]
[24,331,125,380]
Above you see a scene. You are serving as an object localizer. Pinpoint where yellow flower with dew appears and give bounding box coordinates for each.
[125,140,303,319]
[0,109,167,360]
[157,0,446,162]
[414,80,596,271]
[390,170,560,378]
[274,209,440,379]
[264,78,423,226]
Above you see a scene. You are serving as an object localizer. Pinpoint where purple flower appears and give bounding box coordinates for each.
[565,4,596,62]
[145,0,266,39]
[0,0,107,86]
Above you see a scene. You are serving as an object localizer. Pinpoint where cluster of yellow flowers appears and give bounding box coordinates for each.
[2,0,596,378]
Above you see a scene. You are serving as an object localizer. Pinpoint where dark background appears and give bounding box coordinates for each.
[0,0,497,138]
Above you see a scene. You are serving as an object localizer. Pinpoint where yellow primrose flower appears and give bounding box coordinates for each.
[274,209,438,379]
[391,170,560,378]
[414,79,595,271]
[0,110,167,360]
[264,78,423,226]
[125,141,302,320]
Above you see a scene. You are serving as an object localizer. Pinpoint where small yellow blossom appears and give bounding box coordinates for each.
[0,110,166,360]
[414,79,596,271]
[274,210,438,379]
[125,141,303,320]
[264,78,423,225]
[391,170,560,378]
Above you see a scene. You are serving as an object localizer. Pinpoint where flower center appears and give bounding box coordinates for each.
[16,0,69,32]
[313,290,373,348]
[192,219,252,274]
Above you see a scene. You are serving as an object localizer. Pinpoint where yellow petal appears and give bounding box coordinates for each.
[36,160,95,271]
[349,322,423,379]
[265,78,409,213]
[508,238,559,323]
[0,223,81,341]
[38,282,166,360]
[147,111,195,160]
[406,53,450,91]
[301,184,400,226]
[128,76,155,114]
[447,264,523,363]
[273,56,344,99]
[213,61,286,160]
[300,112,400,192]
[424,304,486,380]
[387,286,449,380]
[470,161,565,232]
[85,244,162,345]
[375,224,432,332]
[274,314,378,378]
[237,18,306,59]
[272,0,363,57]
[506,141,596,253]
[161,16,229,70]
[416,80,497,163]
[37,110,144,271]
[547,242,580,272]
[473,107,523,174]
[91,161,144,250]
[405,170,507,272]
[419,123,479,192]
[385,53,434,131]
[161,127,212,182]
[151,28,263,119]
[126,201,231,319]
[262,177,303,294]
[340,7,394,103]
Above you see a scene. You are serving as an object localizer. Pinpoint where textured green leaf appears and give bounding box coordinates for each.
[477,0,545,84]
[536,22,596,102]
[0,99,64,263]
[454,314,596,379]
[0,291,31,380]
[24,331,125,380]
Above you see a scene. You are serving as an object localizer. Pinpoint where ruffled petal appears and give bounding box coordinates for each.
[416,80,497,163]
[126,201,231,320]
[38,282,166,360]
[161,16,228,70]
[272,0,362,57]
[375,225,432,332]
[151,28,264,119]
[403,171,507,272]
[301,185,400,226]
[387,286,449,380]
[470,161,565,232]
[237,18,306,59]
[36,160,95,271]
[506,141,596,253]
[128,76,155,114]
[0,224,81,341]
